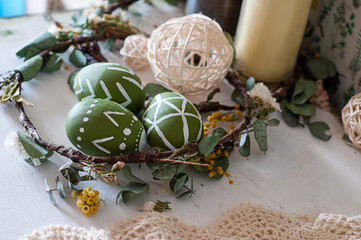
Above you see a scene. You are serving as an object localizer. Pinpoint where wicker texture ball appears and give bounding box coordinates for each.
[120,35,149,70]
[342,92,361,149]
[147,14,234,95]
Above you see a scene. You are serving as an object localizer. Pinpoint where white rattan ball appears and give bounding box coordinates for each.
[120,34,149,70]
[147,14,234,95]
[342,92,361,149]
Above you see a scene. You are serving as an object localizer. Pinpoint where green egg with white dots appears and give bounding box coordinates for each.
[66,98,147,157]
[72,62,146,114]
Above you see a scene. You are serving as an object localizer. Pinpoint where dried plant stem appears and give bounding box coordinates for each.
[157,158,210,167]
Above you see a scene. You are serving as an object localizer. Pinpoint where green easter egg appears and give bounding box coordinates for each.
[73,62,145,114]
[66,98,147,157]
[143,92,203,150]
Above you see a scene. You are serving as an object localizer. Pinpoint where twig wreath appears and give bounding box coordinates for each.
[1,0,337,206]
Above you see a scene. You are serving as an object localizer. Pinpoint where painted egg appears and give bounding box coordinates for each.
[143,92,203,150]
[66,98,147,157]
[72,62,146,114]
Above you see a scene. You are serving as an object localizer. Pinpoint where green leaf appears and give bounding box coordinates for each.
[56,177,66,198]
[224,32,236,64]
[72,11,87,26]
[152,165,177,181]
[67,70,80,93]
[206,88,220,102]
[327,61,337,77]
[291,79,315,105]
[145,83,172,98]
[213,128,227,138]
[343,134,353,146]
[104,38,116,50]
[253,119,267,152]
[41,53,62,73]
[246,77,255,91]
[231,89,244,107]
[239,132,250,157]
[285,102,316,117]
[146,162,162,171]
[198,135,219,156]
[170,173,189,192]
[45,179,56,206]
[16,55,43,81]
[213,156,229,179]
[69,49,87,67]
[165,0,179,6]
[307,57,329,79]
[121,165,146,184]
[16,32,57,60]
[17,131,50,158]
[116,182,149,204]
[266,118,280,127]
[307,121,332,141]
[281,100,299,127]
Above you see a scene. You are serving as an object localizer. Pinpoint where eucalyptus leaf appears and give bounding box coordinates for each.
[17,131,50,158]
[291,79,315,105]
[246,77,255,91]
[170,173,189,192]
[281,101,299,127]
[266,119,280,127]
[56,177,66,198]
[72,10,87,26]
[253,119,267,152]
[152,165,177,181]
[327,61,337,77]
[67,70,80,92]
[41,53,62,73]
[239,132,250,157]
[198,135,219,156]
[69,49,87,67]
[45,179,56,206]
[307,121,332,141]
[104,38,115,50]
[145,83,172,98]
[146,162,162,171]
[116,182,149,204]
[16,55,43,81]
[213,156,229,179]
[165,0,179,6]
[213,128,227,138]
[307,57,329,79]
[16,31,57,60]
[343,134,353,146]
[231,89,244,107]
[285,102,316,117]
[121,165,146,183]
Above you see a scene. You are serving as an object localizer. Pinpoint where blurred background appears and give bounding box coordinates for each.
[0,0,93,17]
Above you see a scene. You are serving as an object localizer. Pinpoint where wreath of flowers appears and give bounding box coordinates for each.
[1,0,337,212]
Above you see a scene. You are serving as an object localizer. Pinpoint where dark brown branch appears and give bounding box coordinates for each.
[195,102,235,113]
[103,0,138,14]
[80,41,108,64]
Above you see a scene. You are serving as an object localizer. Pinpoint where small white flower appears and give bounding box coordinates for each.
[88,14,102,26]
[47,23,61,37]
[143,201,156,211]
[247,83,281,112]
[4,131,29,158]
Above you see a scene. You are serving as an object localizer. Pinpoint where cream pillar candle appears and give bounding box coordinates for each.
[234,0,312,83]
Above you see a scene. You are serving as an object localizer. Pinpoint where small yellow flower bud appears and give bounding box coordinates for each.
[207,165,213,170]
[204,127,208,132]
[87,197,95,205]
[82,195,88,202]
[235,110,242,116]
[227,114,233,121]
[77,199,84,208]
[93,190,99,196]
[208,172,213,178]
[216,111,221,117]
[85,212,93,217]
[207,116,213,121]
[217,167,223,175]
[209,160,215,165]
[221,116,227,121]
[88,190,96,197]
[211,122,216,128]
[82,205,90,214]
[224,151,229,157]
[71,190,79,198]
[96,202,101,208]
[204,122,210,127]
[315,52,320,58]
[211,112,218,119]
[229,180,234,185]
[163,187,167,192]
[212,171,216,177]
[234,103,240,109]
[216,149,221,155]
[204,131,208,136]
[225,172,231,178]
[94,196,100,203]
[90,206,98,213]
[230,124,236,130]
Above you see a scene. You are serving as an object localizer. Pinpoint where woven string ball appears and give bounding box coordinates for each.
[120,34,149,70]
[342,92,361,149]
[147,14,234,95]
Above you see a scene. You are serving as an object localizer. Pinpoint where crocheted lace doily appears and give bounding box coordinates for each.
[22,203,361,240]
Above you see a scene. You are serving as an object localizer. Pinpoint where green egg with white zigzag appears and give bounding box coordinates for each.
[73,62,145,114]
[143,92,203,151]
[66,98,147,157]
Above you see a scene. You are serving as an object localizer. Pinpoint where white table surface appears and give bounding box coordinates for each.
[1,5,361,240]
